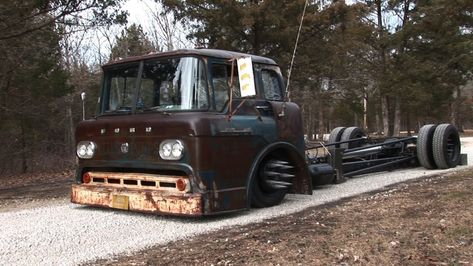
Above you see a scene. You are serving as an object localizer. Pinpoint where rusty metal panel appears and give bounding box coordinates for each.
[71,184,203,216]
[102,49,278,68]
[270,102,305,153]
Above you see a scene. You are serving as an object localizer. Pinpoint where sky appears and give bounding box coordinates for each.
[123,0,156,29]
[121,0,192,50]
[71,0,188,67]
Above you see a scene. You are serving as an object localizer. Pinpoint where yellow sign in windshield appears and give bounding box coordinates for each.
[237,57,256,97]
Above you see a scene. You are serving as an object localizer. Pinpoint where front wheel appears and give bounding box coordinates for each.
[250,156,294,208]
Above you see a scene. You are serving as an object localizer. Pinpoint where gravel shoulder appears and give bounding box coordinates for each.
[0,138,472,265]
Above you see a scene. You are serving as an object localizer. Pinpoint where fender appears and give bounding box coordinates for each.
[245,141,313,208]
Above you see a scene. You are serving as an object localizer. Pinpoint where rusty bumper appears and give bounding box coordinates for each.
[71,184,203,216]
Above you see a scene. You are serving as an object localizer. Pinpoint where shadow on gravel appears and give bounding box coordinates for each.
[71,202,250,224]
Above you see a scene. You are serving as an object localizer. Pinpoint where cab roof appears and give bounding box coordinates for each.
[102,48,278,68]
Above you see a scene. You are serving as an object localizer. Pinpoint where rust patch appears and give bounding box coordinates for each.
[71,184,202,216]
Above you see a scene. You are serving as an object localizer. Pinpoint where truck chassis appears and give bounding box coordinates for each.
[306,124,463,188]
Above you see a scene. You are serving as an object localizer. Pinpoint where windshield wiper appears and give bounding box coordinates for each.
[103,106,132,114]
[140,106,171,115]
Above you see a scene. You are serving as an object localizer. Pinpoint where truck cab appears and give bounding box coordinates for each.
[72,49,312,216]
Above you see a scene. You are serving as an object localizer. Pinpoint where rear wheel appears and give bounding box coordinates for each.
[250,156,294,208]
[416,124,437,169]
[340,127,365,149]
[328,127,346,148]
[432,124,461,169]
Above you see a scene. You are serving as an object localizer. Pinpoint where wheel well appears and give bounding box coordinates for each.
[245,142,312,208]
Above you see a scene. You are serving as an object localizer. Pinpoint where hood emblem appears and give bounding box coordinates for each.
[121,143,129,154]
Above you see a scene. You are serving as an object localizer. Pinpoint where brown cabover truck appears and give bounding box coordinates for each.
[72,49,463,216]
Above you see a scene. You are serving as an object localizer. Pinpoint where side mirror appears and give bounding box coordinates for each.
[80,92,86,121]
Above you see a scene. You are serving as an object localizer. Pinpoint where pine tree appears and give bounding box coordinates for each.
[110,24,156,59]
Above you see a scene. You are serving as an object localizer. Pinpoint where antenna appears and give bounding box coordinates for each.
[80,92,86,121]
[280,0,308,117]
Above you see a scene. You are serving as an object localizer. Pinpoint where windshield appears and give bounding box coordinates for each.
[102,57,209,114]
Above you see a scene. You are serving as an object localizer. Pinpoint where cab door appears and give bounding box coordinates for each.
[255,65,305,153]
[200,59,279,212]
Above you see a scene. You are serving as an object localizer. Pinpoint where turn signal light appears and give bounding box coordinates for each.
[82,172,91,184]
[176,178,187,192]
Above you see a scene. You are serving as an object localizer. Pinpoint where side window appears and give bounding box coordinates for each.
[261,69,283,101]
[211,63,240,110]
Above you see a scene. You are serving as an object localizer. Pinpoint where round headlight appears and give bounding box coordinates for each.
[78,145,87,157]
[162,143,172,157]
[77,141,96,159]
[159,140,185,160]
[172,142,183,158]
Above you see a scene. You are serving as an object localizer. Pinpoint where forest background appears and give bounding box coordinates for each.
[0,0,472,175]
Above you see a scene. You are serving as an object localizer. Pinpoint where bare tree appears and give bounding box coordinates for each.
[0,0,127,40]
[144,1,192,51]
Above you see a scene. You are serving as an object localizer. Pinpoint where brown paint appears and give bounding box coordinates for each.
[72,49,312,216]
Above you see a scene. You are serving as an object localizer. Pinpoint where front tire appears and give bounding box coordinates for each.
[250,156,291,208]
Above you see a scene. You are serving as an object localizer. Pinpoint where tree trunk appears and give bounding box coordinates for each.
[318,101,324,137]
[450,100,456,126]
[20,120,28,173]
[354,112,358,127]
[406,112,412,136]
[382,96,390,136]
[305,104,311,140]
[0,75,12,124]
[393,96,401,136]
[363,92,368,131]
[376,111,381,134]
[375,99,383,134]
[376,0,389,136]
[451,87,464,132]
[66,97,75,155]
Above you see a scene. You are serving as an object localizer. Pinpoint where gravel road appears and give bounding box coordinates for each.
[1,138,473,265]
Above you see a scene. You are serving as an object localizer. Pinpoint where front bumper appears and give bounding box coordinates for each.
[71,184,203,216]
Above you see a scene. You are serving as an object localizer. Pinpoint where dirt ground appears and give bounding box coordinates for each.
[89,169,473,266]
[0,170,73,212]
[1,169,472,265]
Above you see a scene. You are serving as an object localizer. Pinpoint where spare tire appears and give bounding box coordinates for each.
[432,123,461,169]
[340,127,365,149]
[416,124,437,169]
[328,127,346,148]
